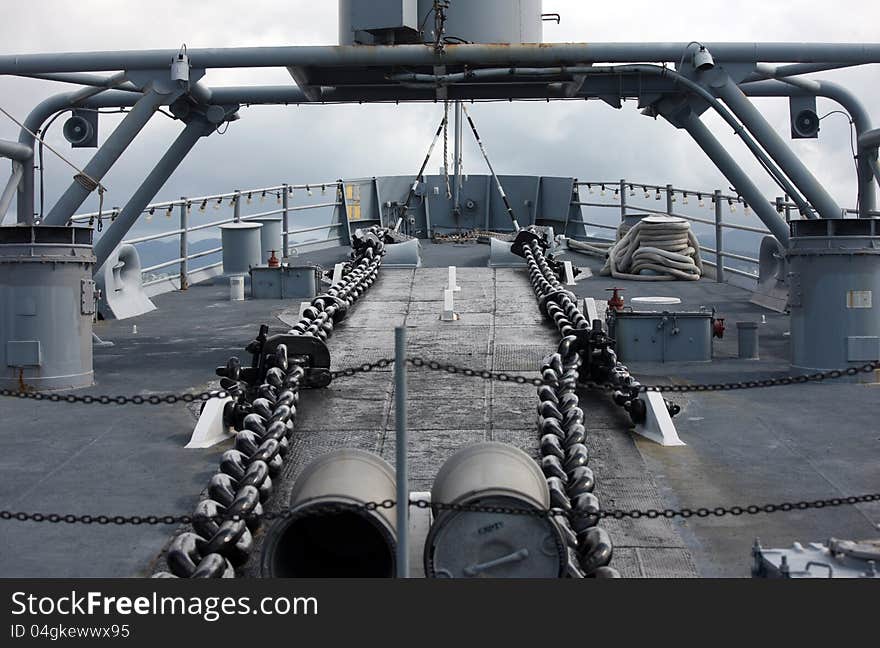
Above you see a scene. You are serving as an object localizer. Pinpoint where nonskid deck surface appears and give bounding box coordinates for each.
[240,265,697,577]
[0,241,876,578]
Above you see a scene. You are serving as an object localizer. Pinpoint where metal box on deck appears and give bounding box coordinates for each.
[250,265,320,300]
[611,309,714,363]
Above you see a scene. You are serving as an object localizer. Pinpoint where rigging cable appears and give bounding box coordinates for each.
[819,109,860,212]
[461,103,520,231]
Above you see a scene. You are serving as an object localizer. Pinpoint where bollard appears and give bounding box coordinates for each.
[441,288,458,321]
[737,321,760,359]
[331,262,345,285]
[230,276,245,301]
[563,261,577,286]
[260,449,397,578]
[447,266,461,292]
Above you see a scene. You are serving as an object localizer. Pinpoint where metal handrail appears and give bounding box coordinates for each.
[567,178,834,283]
[70,179,349,290]
[70,180,342,222]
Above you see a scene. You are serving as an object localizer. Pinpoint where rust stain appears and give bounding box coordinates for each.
[17,367,33,394]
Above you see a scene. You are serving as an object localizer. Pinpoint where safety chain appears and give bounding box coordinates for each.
[407,357,880,393]
[3,493,876,526]
[157,227,390,579]
[4,358,877,404]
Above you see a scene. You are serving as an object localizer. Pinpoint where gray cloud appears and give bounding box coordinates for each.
[1,0,877,237]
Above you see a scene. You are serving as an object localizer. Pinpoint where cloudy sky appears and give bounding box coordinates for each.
[1,0,877,233]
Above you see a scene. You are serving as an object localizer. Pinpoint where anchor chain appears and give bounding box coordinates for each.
[521,231,621,578]
[157,227,389,578]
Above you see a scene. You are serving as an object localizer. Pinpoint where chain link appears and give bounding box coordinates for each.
[2,493,876,526]
[5,358,877,404]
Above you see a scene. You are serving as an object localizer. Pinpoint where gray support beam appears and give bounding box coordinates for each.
[0,140,30,223]
[675,109,790,245]
[743,62,860,82]
[0,139,34,161]
[15,90,142,225]
[0,163,23,223]
[44,87,174,226]
[712,74,842,220]
[394,326,408,579]
[93,116,214,271]
[742,77,877,217]
[3,43,880,74]
[452,101,462,215]
[619,179,627,222]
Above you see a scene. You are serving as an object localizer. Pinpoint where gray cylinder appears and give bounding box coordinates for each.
[339,0,543,46]
[737,322,760,360]
[261,449,397,578]
[0,226,96,390]
[424,442,566,578]
[220,222,262,277]
[789,219,880,379]
[249,215,283,265]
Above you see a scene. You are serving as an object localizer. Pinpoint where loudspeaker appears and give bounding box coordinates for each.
[62,110,98,148]
[790,96,820,139]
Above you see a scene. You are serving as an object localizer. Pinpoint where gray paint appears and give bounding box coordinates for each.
[737,322,760,360]
[92,116,214,272]
[425,442,565,579]
[43,88,176,227]
[4,43,880,74]
[742,78,877,217]
[249,265,318,300]
[612,311,714,363]
[673,108,791,245]
[219,222,263,277]
[328,0,543,47]
[260,449,398,578]
[366,174,583,238]
[788,219,880,375]
[248,215,283,265]
[711,72,842,220]
[0,226,95,389]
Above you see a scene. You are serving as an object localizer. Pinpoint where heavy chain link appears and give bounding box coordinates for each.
[157,227,390,579]
[3,493,876,526]
[520,232,616,577]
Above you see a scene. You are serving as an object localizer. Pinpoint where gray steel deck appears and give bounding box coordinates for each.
[0,241,877,578]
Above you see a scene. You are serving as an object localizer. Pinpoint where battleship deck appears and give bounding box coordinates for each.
[0,242,877,578]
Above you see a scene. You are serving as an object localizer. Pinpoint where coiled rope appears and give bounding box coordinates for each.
[601,216,703,281]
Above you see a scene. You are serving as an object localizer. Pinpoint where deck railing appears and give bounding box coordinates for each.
[569,179,826,283]
[70,181,344,289]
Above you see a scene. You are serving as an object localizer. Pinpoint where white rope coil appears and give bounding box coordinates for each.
[601,217,703,281]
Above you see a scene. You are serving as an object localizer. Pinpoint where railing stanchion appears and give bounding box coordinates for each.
[282,183,290,256]
[666,184,675,216]
[394,326,409,578]
[179,198,189,291]
[233,189,241,223]
[619,179,627,224]
[714,189,725,283]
